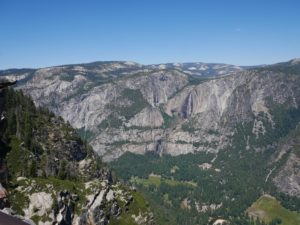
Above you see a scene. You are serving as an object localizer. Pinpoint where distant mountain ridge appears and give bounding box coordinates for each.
[0,60,244,80]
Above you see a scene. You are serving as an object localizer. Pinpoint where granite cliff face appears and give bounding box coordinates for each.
[1,60,300,198]
[1,62,242,160]
[272,123,300,198]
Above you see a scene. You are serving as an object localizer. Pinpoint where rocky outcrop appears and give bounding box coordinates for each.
[24,192,53,221]
[7,177,154,225]
[273,153,300,197]
[127,107,164,128]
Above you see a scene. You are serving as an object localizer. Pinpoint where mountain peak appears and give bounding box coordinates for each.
[291,58,300,65]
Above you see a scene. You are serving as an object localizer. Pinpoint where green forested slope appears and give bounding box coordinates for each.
[111,100,300,225]
[0,88,154,225]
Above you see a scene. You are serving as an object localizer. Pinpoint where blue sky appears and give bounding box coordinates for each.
[1,0,300,69]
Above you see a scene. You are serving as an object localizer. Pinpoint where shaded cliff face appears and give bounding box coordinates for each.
[1,60,300,197]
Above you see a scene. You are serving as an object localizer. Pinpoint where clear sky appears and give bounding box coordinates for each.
[1,0,300,69]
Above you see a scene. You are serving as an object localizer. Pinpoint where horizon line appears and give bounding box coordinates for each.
[0,57,299,71]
